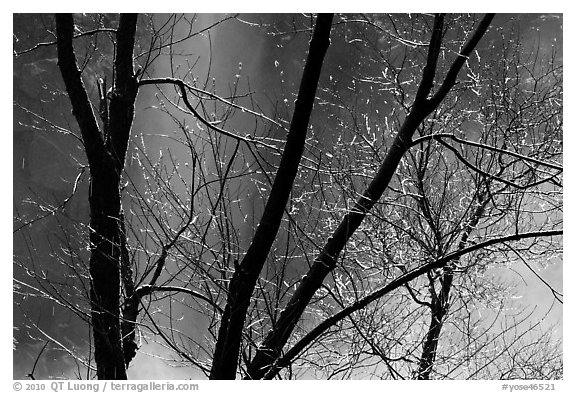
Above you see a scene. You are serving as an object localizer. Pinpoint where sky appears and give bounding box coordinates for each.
[4,3,573,385]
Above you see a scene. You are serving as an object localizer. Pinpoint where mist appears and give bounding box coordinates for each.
[13,13,562,380]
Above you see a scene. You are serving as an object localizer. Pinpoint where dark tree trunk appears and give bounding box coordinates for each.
[56,13,139,379]
[416,280,450,380]
[209,13,334,380]
[87,169,127,379]
[416,186,490,379]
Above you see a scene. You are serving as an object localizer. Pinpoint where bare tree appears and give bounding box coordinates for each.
[13,13,562,380]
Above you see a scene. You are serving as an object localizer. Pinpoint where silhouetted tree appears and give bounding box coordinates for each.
[13,13,562,380]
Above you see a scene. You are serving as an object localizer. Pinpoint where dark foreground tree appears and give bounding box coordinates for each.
[54,14,139,379]
[14,13,562,379]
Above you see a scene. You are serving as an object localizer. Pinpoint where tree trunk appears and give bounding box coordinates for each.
[56,13,138,379]
[209,13,333,380]
[416,185,489,379]
[87,169,127,379]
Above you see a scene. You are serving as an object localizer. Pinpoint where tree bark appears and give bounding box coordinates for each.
[56,13,138,379]
[209,13,334,380]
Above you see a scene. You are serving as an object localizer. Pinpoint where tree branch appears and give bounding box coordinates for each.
[55,14,107,172]
[210,13,334,380]
[264,229,562,379]
[107,14,139,172]
[437,139,560,190]
[414,14,444,106]
[138,77,281,152]
[15,27,117,56]
[428,14,495,109]
[410,133,563,172]
[135,285,223,314]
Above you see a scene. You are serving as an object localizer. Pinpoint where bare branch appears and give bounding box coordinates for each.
[213,13,334,380]
[135,285,224,314]
[138,77,281,152]
[15,27,117,56]
[428,14,495,108]
[55,14,107,170]
[26,341,49,380]
[264,229,562,379]
[14,167,87,234]
[410,133,563,172]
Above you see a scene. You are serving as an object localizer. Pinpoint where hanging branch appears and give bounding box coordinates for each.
[138,77,281,152]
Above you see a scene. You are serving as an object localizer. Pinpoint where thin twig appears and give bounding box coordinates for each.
[15,28,117,56]
[26,341,49,380]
